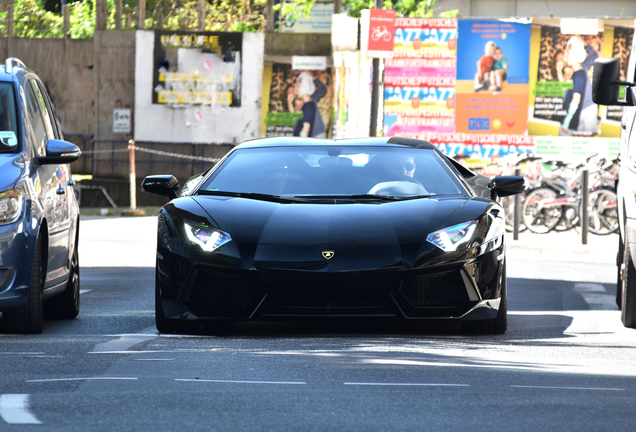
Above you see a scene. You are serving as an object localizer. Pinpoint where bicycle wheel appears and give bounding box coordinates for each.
[522,187,562,234]
[502,195,526,233]
[584,189,619,235]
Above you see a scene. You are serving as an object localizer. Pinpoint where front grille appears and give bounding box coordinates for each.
[186,269,259,308]
[399,271,468,307]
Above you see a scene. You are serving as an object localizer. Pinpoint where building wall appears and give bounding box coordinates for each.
[134,31,265,145]
[0,37,94,136]
[94,31,136,141]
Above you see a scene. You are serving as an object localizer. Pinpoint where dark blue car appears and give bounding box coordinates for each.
[0,58,81,334]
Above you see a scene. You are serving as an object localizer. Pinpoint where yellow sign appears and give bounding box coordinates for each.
[157,91,232,105]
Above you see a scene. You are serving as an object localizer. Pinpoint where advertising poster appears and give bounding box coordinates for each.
[528,24,603,137]
[455,19,532,136]
[383,18,457,137]
[600,25,634,136]
[263,64,333,137]
[153,31,243,107]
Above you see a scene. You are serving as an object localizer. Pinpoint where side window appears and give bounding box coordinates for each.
[25,81,48,157]
[36,81,61,139]
[29,80,56,140]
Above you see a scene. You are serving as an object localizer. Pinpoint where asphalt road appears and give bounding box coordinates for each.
[0,216,635,431]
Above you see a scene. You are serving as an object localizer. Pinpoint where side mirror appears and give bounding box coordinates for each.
[592,57,635,106]
[38,139,81,165]
[142,175,180,200]
[488,176,525,199]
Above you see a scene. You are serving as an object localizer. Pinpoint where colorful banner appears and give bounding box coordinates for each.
[376,18,633,166]
[383,18,457,137]
[455,20,531,135]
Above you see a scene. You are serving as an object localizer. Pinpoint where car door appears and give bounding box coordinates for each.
[24,78,69,288]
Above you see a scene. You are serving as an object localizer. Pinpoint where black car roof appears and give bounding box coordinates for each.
[235,136,438,150]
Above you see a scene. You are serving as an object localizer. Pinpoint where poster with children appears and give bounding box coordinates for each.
[454,20,532,135]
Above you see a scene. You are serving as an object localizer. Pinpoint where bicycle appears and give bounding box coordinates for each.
[521,154,618,235]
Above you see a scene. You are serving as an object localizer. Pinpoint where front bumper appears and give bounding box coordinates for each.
[156,241,505,322]
[0,219,36,309]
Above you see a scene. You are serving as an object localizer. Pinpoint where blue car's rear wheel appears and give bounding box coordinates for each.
[45,225,80,319]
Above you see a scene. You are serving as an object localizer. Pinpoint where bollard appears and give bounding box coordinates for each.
[513,167,521,241]
[582,169,589,245]
[129,140,136,211]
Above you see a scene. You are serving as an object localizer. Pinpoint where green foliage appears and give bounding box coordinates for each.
[12,0,63,38]
[342,0,457,18]
[0,0,456,39]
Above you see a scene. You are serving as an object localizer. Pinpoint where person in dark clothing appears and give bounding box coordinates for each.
[561,37,598,135]
[289,71,326,138]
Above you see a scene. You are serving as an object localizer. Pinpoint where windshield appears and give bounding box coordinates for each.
[0,82,19,154]
[199,146,468,198]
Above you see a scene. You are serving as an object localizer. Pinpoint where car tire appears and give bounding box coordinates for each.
[45,226,80,319]
[4,236,44,334]
[462,263,507,335]
[617,235,623,310]
[155,285,179,334]
[487,262,508,334]
[621,233,636,328]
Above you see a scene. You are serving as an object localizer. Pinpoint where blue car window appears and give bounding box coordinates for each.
[29,80,56,140]
[25,80,49,157]
[0,82,19,153]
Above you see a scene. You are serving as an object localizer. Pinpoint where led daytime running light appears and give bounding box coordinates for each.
[184,220,231,252]
[427,221,477,252]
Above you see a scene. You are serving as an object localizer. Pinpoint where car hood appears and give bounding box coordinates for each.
[188,195,492,270]
[0,154,25,191]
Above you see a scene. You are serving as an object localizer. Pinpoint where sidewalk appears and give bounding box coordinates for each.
[507,229,618,263]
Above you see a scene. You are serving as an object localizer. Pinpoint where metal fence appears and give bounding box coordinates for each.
[66,134,232,181]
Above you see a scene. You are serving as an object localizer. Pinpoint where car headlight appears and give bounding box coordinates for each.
[183,220,232,252]
[427,221,477,252]
[0,189,24,225]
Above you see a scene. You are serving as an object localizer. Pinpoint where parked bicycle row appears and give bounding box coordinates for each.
[482,152,618,236]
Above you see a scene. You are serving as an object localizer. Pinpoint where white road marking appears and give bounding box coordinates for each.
[574,283,618,310]
[135,358,175,361]
[79,289,91,294]
[90,333,157,353]
[344,382,469,387]
[26,377,138,383]
[511,385,624,391]
[176,379,306,385]
[0,394,42,424]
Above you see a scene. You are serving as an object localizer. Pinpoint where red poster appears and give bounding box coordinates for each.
[368,9,396,54]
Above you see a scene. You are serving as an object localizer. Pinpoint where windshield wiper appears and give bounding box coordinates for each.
[197,190,310,203]
[294,194,432,202]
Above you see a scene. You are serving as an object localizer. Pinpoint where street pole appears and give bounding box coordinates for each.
[582,169,589,245]
[368,0,383,137]
[129,140,137,212]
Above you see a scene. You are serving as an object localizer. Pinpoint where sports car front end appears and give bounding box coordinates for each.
[144,137,523,334]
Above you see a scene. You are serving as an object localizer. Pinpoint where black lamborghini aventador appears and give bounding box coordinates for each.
[142,137,524,334]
